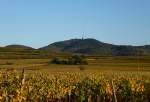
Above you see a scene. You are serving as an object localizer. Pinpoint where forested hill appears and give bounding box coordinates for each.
[0,38,150,59]
[40,38,150,56]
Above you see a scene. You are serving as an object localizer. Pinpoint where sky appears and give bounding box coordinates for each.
[0,0,150,48]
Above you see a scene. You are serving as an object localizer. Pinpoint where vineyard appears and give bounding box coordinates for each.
[0,69,150,102]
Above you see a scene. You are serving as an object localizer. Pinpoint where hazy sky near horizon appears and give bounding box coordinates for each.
[0,0,150,48]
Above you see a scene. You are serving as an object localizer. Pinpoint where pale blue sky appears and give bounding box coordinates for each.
[0,0,150,48]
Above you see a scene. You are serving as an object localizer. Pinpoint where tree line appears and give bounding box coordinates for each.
[51,55,88,65]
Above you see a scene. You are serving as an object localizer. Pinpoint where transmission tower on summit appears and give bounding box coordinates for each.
[82,33,84,40]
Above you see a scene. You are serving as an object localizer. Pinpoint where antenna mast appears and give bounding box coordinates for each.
[82,32,84,40]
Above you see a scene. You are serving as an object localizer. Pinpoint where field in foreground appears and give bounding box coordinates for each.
[0,70,150,102]
[0,56,150,102]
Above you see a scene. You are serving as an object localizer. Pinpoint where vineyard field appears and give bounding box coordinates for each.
[0,56,150,102]
[0,70,150,102]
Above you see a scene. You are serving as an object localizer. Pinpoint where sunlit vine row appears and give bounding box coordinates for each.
[0,70,150,102]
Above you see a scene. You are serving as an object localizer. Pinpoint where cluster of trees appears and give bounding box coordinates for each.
[51,55,88,65]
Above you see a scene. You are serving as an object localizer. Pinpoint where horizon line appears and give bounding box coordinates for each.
[0,38,150,49]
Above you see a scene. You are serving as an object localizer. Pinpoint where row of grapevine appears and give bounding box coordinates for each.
[0,70,150,102]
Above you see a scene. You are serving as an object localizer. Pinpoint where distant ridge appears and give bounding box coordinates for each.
[5,44,34,49]
[40,38,150,56]
[0,38,150,58]
[0,44,70,59]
